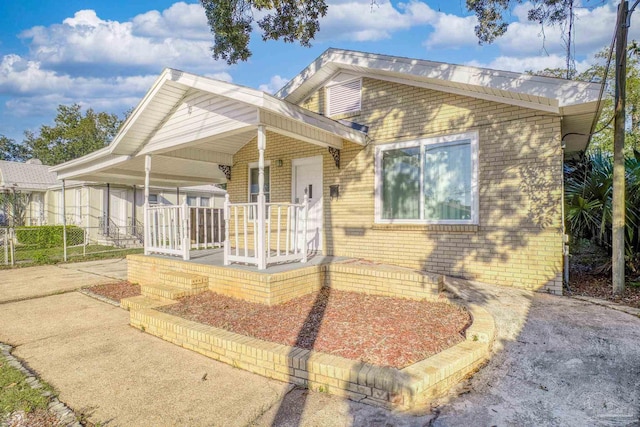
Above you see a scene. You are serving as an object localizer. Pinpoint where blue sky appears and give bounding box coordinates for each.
[0,0,624,142]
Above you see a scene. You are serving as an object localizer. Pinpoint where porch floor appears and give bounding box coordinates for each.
[148,248,350,274]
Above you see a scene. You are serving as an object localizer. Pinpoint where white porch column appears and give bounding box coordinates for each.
[61,179,67,262]
[143,154,151,255]
[223,194,230,265]
[257,125,267,270]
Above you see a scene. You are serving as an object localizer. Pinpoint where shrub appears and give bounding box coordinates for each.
[14,226,84,248]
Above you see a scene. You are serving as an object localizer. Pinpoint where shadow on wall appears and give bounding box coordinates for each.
[266,77,566,425]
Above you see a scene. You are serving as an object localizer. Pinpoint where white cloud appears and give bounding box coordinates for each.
[132,2,210,40]
[259,75,289,93]
[20,5,226,75]
[423,12,478,49]
[495,2,617,57]
[316,0,436,42]
[467,54,592,74]
[0,54,157,118]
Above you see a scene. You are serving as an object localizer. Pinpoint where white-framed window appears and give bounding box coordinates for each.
[186,196,198,206]
[148,194,158,205]
[200,197,210,207]
[326,78,362,116]
[374,131,479,225]
[248,162,271,203]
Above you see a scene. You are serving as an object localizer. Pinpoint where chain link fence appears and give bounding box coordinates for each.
[1,224,143,266]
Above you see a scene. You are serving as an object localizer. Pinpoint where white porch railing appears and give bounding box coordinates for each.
[223,194,309,268]
[144,204,226,260]
[145,204,190,259]
[143,196,307,269]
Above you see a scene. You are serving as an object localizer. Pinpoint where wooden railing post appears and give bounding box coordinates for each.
[223,194,230,265]
[302,193,309,263]
[143,204,150,255]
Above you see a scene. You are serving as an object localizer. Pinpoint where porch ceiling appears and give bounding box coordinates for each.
[51,69,368,186]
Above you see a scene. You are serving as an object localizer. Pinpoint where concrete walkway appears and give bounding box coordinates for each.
[0,262,639,426]
[0,258,127,303]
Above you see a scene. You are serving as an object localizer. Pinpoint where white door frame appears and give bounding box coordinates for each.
[291,155,323,252]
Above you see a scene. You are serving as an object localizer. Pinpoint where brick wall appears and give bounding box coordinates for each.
[229,78,563,294]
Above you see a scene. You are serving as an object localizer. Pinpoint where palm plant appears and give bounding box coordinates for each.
[565,150,640,272]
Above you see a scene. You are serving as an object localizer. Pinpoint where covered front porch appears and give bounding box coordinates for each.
[51,69,368,270]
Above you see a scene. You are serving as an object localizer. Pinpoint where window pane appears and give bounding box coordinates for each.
[250,166,270,195]
[381,147,420,219]
[200,197,210,207]
[424,142,472,220]
[187,196,197,206]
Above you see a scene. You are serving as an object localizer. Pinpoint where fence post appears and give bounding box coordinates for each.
[224,194,230,265]
[3,229,7,266]
[302,193,309,263]
[10,228,14,266]
[62,179,67,262]
[182,202,190,261]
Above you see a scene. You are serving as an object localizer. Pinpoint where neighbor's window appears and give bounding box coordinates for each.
[376,132,478,224]
[200,197,210,207]
[186,196,197,206]
[148,194,158,205]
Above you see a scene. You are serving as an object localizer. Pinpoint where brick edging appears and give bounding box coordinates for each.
[129,300,495,409]
[77,288,121,307]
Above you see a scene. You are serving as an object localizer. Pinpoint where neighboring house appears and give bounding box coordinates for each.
[0,159,225,239]
[0,159,57,226]
[51,49,600,294]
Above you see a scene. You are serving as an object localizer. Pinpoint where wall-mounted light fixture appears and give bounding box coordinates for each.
[329,184,340,200]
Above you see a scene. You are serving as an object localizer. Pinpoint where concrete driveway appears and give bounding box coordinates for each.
[0,261,638,426]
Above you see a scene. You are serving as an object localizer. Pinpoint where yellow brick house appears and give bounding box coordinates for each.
[52,49,600,295]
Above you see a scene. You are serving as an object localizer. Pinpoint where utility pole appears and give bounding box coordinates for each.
[613,0,629,294]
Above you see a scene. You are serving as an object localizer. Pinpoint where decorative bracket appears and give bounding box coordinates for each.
[328,147,340,169]
[218,164,231,181]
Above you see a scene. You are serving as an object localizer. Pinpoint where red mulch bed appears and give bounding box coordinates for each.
[4,409,62,427]
[159,288,470,369]
[569,272,640,309]
[87,282,141,302]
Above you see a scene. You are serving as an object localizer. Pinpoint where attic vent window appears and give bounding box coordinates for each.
[327,78,361,116]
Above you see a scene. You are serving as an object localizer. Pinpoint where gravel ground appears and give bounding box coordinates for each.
[160,288,470,368]
[86,282,141,303]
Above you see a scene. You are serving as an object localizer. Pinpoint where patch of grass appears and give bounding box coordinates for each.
[0,247,142,270]
[0,353,53,417]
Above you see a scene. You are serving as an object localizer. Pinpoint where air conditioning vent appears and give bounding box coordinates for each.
[327,79,361,116]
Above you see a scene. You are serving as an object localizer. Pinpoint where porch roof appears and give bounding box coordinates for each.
[51,69,368,187]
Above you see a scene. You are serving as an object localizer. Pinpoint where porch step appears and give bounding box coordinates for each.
[140,283,205,300]
[159,271,209,290]
[121,295,175,311]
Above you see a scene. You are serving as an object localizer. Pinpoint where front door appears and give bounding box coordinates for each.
[292,156,323,252]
